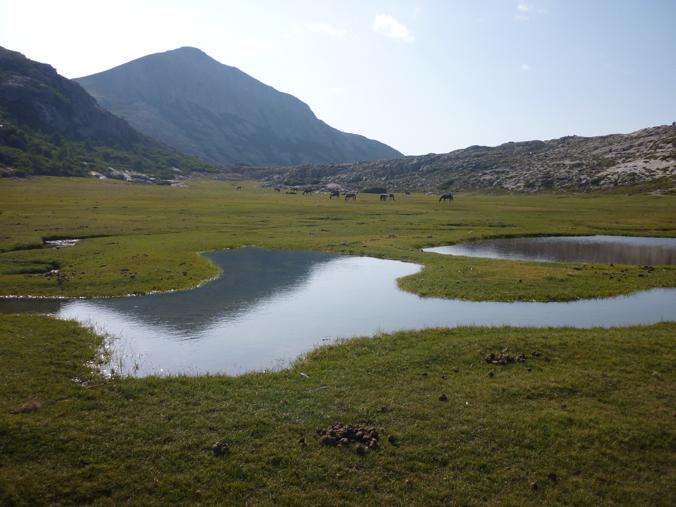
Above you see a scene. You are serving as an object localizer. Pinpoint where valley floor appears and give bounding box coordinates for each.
[0,316,674,505]
[1,177,676,300]
[0,177,675,505]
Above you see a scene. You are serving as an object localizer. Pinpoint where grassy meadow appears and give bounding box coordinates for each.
[1,177,676,300]
[1,177,675,505]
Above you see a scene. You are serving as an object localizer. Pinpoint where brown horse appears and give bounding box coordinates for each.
[329,190,340,199]
[344,192,357,201]
[439,192,454,202]
[379,193,395,201]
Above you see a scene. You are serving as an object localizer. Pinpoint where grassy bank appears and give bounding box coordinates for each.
[1,315,674,505]
[1,177,675,300]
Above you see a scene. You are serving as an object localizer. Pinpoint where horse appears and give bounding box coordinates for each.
[344,192,357,201]
[380,193,395,201]
[274,188,281,192]
[439,192,454,202]
[236,185,242,190]
[389,193,395,200]
[329,190,340,199]
[404,191,411,195]
[303,189,312,195]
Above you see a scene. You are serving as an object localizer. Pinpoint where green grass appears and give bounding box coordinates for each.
[0,315,674,505]
[1,177,675,300]
[1,177,675,504]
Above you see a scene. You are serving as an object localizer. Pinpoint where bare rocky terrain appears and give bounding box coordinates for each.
[263,125,676,193]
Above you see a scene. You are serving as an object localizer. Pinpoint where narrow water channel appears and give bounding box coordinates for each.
[1,247,674,376]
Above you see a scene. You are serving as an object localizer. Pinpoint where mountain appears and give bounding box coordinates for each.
[267,125,676,193]
[0,46,212,180]
[75,47,402,166]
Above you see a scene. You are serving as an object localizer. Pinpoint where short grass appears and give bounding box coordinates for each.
[0,315,674,505]
[1,177,675,300]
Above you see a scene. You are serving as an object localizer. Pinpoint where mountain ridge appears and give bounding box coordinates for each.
[76,47,402,166]
[0,46,212,180]
[262,124,676,192]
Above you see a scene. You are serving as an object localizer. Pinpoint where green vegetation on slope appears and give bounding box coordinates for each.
[0,46,214,179]
[0,115,212,179]
[0,177,675,300]
[1,315,674,505]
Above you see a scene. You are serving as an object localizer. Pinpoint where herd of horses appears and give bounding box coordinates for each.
[271,187,454,202]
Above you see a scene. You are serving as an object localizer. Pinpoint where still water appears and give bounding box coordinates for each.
[423,235,676,265]
[2,247,675,376]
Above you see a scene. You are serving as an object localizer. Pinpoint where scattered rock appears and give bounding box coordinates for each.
[531,481,539,491]
[387,435,397,446]
[548,472,558,483]
[488,371,495,378]
[439,393,449,402]
[532,351,542,357]
[211,440,230,457]
[298,436,306,446]
[317,422,380,453]
[484,351,527,365]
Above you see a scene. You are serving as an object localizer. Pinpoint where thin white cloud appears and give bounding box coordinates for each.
[520,63,532,71]
[517,2,532,13]
[309,22,347,39]
[372,14,415,43]
[515,2,548,21]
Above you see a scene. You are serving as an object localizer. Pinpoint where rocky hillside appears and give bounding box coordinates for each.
[268,125,676,192]
[0,47,212,180]
[76,47,402,166]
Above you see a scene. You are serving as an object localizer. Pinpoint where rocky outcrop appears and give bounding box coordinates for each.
[267,125,676,192]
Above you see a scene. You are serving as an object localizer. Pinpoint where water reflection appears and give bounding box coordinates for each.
[1,247,675,376]
[424,235,676,265]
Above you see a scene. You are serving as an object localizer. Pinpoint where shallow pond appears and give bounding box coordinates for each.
[423,235,676,265]
[2,247,675,376]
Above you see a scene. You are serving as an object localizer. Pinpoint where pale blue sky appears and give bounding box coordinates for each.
[1,0,675,155]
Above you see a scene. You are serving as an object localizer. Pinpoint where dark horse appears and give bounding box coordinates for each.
[303,189,312,195]
[344,192,357,201]
[439,192,454,202]
[379,193,395,201]
[329,190,340,199]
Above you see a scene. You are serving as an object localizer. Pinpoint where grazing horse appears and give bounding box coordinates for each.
[236,185,242,190]
[329,190,340,199]
[389,193,395,200]
[439,192,454,202]
[380,193,395,201]
[344,192,357,201]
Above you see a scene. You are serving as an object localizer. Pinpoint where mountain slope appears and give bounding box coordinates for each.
[268,125,676,192]
[75,47,402,166]
[0,46,212,180]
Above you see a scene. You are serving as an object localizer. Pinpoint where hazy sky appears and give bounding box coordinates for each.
[1,0,675,155]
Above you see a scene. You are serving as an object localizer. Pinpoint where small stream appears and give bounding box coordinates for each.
[423,235,676,265]
[1,243,674,376]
